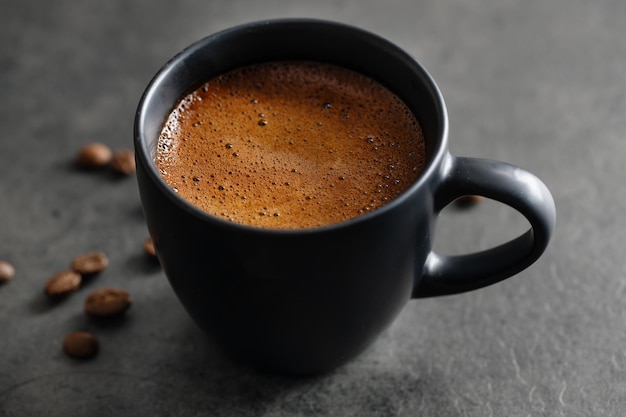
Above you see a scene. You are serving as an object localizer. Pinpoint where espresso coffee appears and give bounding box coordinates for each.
[156,61,425,229]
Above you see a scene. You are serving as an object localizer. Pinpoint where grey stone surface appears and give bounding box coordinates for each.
[1,0,624,416]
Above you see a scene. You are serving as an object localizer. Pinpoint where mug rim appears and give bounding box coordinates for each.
[134,18,449,235]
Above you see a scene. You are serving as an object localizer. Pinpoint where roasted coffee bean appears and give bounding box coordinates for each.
[454,195,483,208]
[71,251,109,275]
[84,288,131,317]
[143,237,157,257]
[0,261,15,283]
[63,331,99,359]
[110,150,136,175]
[76,142,113,169]
[45,270,82,296]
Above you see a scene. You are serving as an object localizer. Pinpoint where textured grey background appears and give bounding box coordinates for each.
[1,0,624,416]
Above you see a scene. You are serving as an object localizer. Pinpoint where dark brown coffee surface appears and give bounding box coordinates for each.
[156,61,425,229]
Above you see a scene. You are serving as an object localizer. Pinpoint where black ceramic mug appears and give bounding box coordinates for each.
[134,19,556,375]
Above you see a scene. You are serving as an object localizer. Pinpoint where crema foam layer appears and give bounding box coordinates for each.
[156,61,426,229]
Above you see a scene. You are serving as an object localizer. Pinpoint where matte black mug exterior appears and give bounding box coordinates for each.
[134,19,556,375]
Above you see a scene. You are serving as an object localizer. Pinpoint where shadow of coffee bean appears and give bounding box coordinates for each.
[29,292,74,314]
[86,314,130,329]
[123,253,161,277]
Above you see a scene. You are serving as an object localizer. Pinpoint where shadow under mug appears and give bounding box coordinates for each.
[134,19,556,375]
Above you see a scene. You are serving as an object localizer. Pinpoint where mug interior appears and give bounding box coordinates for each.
[135,19,448,223]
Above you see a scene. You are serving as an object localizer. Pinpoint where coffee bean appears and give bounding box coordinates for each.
[45,270,82,296]
[0,261,15,283]
[71,251,109,275]
[143,237,157,258]
[110,150,136,175]
[454,195,483,209]
[63,331,99,359]
[84,288,131,317]
[76,142,113,169]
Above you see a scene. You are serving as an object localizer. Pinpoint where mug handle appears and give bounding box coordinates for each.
[413,155,556,298]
